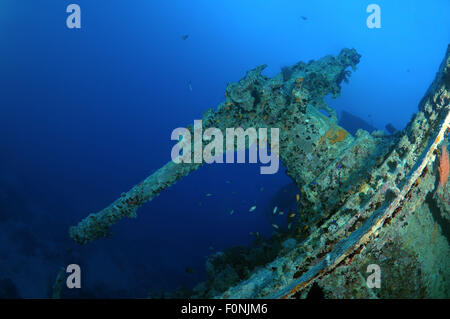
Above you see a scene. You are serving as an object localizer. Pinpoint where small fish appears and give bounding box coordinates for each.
[185,267,194,274]
[206,193,212,197]
[288,223,292,229]
[279,211,284,216]
[300,16,308,21]
[230,209,234,215]
[181,34,189,40]
[225,180,231,184]
[289,213,296,218]
[296,194,300,202]
[232,191,236,194]
[260,187,264,192]
[209,246,214,251]
[249,206,257,212]
[336,164,342,169]
[273,206,278,214]
[272,224,279,230]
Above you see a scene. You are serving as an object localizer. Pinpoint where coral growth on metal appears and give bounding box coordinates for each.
[69,45,450,298]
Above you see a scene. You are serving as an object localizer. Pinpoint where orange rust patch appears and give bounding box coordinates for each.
[281,280,311,299]
[438,144,449,188]
[320,126,349,145]
[414,177,421,187]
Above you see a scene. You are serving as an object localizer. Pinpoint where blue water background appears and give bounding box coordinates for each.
[0,0,449,297]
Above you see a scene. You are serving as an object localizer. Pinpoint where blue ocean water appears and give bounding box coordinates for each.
[0,0,449,297]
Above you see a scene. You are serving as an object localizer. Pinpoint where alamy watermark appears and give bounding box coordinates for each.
[65,4,380,30]
[66,264,81,289]
[66,4,81,29]
[366,264,381,288]
[170,120,280,174]
[366,4,381,29]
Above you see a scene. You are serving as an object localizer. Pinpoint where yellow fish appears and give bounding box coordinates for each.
[289,213,296,218]
[296,194,300,202]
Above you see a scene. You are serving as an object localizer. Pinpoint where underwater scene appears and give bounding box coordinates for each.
[0,1,449,300]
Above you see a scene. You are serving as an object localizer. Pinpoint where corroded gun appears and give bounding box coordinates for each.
[69,46,449,298]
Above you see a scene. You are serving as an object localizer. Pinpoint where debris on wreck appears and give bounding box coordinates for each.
[214,45,450,299]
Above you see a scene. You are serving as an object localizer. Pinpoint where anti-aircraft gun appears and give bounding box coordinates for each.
[69,46,450,298]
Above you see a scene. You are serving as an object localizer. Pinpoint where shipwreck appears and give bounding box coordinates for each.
[69,45,450,298]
